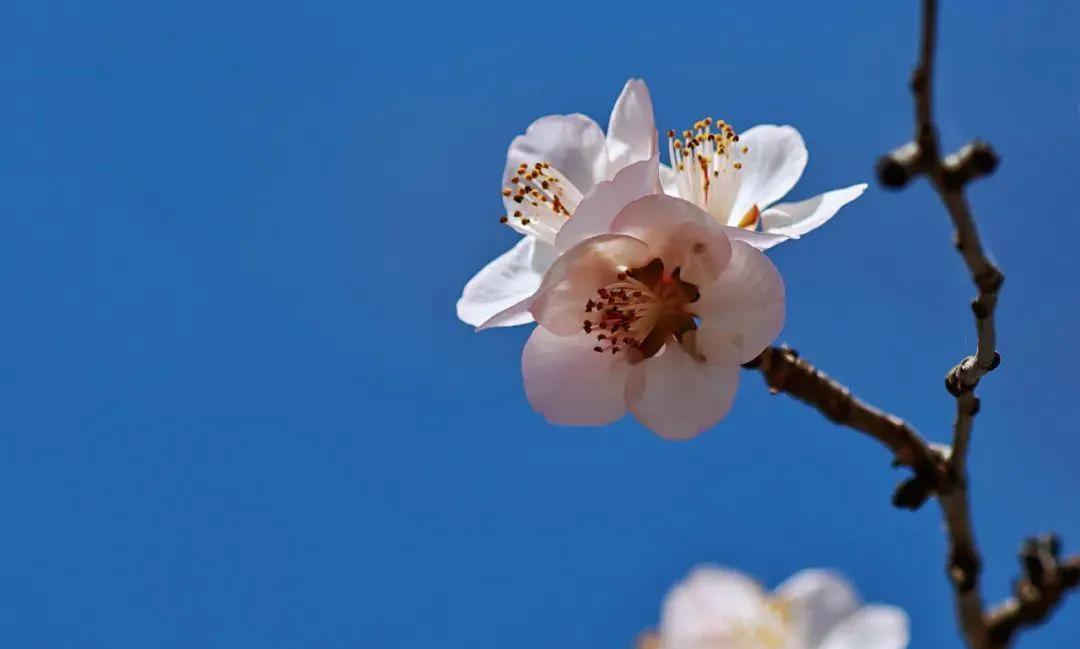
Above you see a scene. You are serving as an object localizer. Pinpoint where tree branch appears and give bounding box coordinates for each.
[986,537,1080,648]
[743,346,946,507]
[874,0,1014,647]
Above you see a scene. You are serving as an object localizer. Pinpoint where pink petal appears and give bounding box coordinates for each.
[610,194,732,286]
[606,79,658,173]
[626,343,740,440]
[554,155,660,255]
[522,326,632,426]
[695,240,785,364]
[529,234,650,335]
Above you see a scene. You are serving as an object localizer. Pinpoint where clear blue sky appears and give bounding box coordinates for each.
[2,1,1078,647]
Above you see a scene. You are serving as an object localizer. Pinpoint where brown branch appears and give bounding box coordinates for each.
[743,346,946,504]
[986,537,1080,648]
[876,0,1011,647]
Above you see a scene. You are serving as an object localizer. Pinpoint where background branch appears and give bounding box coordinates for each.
[751,2,1075,648]
[874,0,1013,645]
[986,537,1080,648]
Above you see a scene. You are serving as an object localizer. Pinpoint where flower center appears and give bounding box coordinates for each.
[500,162,583,243]
[667,118,759,229]
[582,258,699,360]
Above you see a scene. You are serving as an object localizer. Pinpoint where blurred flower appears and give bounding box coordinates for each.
[520,165,783,439]
[652,566,909,649]
[662,119,867,250]
[457,79,658,329]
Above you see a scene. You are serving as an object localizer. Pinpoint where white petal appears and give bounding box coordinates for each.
[731,125,808,218]
[660,566,770,641]
[695,240,785,365]
[555,155,660,255]
[476,294,534,331]
[818,606,910,649]
[626,344,739,440]
[775,570,861,649]
[722,226,790,251]
[522,326,631,426]
[659,163,681,197]
[760,184,868,238]
[610,194,732,286]
[606,78,657,173]
[504,114,607,199]
[457,236,556,329]
[530,234,651,335]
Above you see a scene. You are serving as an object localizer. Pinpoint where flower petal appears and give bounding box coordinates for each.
[610,194,732,286]
[775,570,861,649]
[606,78,657,173]
[555,155,660,255]
[695,240,785,364]
[721,226,790,251]
[731,125,808,218]
[530,234,651,335]
[504,114,607,201]
[522,326,632,426]
[818,605,910,649]
[660,565,771,641]
[626,344,739,440]
[760,183,868,238]
[659,162,680,197]
[457,236,556,329]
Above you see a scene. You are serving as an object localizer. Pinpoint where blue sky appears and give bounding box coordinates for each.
[2,1,1079,647]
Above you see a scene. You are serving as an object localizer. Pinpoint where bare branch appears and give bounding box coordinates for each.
[743,346,946,505]
[986,537,1080,648]
[877,0,1007,646]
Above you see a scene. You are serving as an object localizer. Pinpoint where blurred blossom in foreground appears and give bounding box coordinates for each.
[649,566,909,649]
[519,164,784,439]
[457,79,657,328]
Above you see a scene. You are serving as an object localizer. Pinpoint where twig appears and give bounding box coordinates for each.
[876,0,1008,647]
[986,537,1080,648]
[743,347,946,505]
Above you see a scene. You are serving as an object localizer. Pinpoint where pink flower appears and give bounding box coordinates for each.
[456,79,657,329]
[520,163,784,440]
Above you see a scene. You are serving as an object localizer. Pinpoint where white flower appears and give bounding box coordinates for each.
[457,79,658,329]
[520,164,783,440]
[658,566,909,649]
[661,119,867,250]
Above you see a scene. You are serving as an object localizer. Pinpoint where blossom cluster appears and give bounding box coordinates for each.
[458,79,866,440]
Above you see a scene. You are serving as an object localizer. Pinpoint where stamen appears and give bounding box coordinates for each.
[499,162,584,245]
[666,117,749,226]
[582,259,699,359]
